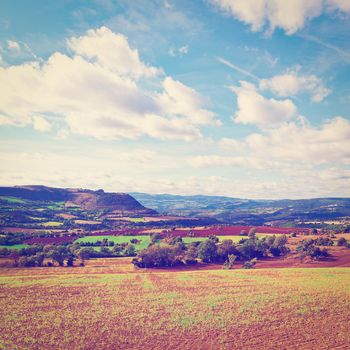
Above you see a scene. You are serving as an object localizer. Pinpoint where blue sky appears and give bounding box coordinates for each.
[0,0,349,199]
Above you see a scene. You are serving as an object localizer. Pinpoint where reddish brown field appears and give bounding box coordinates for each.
[91,228,146,236]
[0,259,349,350]
[56,213,77,219]
[162,225,309,237]
[23,236,76,245]
[92,225,309,238]
[0,227,64,234]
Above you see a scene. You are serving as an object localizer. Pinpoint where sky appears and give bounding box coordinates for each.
[0,0,350,199]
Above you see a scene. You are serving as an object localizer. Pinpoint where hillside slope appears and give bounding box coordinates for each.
[0,186,156,214]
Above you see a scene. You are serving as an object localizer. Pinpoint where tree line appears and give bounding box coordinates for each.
[132,231,290,269]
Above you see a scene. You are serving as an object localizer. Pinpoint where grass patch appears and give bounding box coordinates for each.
[74,220,101,225]
[0,244,29,250]
[41,221,63,227]
[0,196,26,203]
[125,217,145,222]
[75,235,151,251]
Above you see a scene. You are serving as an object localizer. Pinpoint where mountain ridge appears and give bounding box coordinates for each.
[131,192,350,226]
[0,185,156,215]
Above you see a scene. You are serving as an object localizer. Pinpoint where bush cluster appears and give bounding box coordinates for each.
[296,239,329,260]
[132,234,290,269]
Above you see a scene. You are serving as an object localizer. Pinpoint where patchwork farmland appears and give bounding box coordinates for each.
[1,185,350,349]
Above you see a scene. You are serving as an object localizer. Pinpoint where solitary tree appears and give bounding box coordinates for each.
[248,228,257,239]
[223,254,237,269]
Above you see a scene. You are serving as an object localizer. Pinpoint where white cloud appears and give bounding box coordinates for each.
[260,67,331,102]
[230,81,298,127]
[209,0,350,35]
[7,40,20,51]
[328,0,350,12]
[216,116,350,166]
[168,45,189,57]
[67,26,161,78]
[164,1,174,9]
[0,27,218,141]
[168,47,176,56]
[218,137,242,151]
[1,140,349,199]
[32,116,52,132]
[247,117,350,164]
[187,116,350,197]
[178,45,189,54]
[157,77,219,126]
[190,154,279,170]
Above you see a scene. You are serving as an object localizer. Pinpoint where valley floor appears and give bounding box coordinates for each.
[1,259,350,349]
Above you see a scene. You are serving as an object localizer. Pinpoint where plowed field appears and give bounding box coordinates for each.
[1,260,349,350]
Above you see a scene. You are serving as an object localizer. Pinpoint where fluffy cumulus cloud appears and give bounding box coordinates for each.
[260,67,331,102]
[189,116,350,197]
[0,26,218,140]
[209,0,350,35]
[195,116,350,169]
[230,81,297,127]
[244,116,350,164]
[67,27,161,78]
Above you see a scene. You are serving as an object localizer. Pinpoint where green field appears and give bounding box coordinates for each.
[41,221,63,227]
[47,202,65,210]
[125,217,145,222]
[0,196,26,204]
[0,244,29,250]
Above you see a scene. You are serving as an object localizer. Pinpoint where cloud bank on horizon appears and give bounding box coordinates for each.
[0,0,349,199]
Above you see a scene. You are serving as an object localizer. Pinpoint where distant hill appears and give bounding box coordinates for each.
[131,193,350,226]
[0,185,156,215]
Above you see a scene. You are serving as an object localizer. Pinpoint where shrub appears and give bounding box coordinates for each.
[17,253,45,267]
[248,228,256,239]
[239,238,267,260]
[337,237,348,247]
[269,235,289,257]
[183,244,198,265]
[150,232,161,244]
[216,240,239,262]
[113,244,124,255]
[124,244,136,257]
[197,239,218,263]
[223,254,237,269]
[297,239,329,260]
[315,237,334,246]
[243,258,257,269]
[132,244,182,268]
[310,228,318,235]
[66,256,75,267]
[207,235,219,243]
[0,248,10,256]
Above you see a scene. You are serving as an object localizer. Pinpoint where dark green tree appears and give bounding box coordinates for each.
[197,239,218,263]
